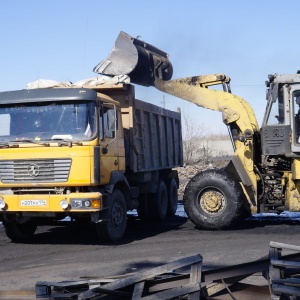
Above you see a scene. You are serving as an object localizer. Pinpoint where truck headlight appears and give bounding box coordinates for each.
[70,199,100,209]
[0,198,6,210]
[84,200,91,207]
[60,200,69,210]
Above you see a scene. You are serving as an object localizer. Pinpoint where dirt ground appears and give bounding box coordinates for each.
[1,201,300,291]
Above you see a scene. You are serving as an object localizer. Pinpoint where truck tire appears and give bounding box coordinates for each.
[3,220,37,242]
[96,189,127,242]
[149,180,168,221]
[183,169,245,229]
[167,178,178,216]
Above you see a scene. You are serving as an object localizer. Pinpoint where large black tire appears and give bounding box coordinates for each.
[3,219,37,242]
[149,180,168,221]
[183,169,245,229]
[167,178,178,216]
[96,189,127,242]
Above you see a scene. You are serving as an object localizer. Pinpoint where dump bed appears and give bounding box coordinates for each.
[121,98,183,173]
[92,83,182,173]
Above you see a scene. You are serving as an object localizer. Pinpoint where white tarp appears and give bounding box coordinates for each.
[27,75,130,89]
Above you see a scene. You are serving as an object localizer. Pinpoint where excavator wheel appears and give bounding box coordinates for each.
[96,189,127,242]
[183,169,245,230]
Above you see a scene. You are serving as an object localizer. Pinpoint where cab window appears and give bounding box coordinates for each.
[266,90,284,125]
[99,105,118,140]
[293,91,300,143]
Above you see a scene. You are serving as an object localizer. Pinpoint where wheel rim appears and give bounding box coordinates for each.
[111,201,124,229]
[198,187,226,216]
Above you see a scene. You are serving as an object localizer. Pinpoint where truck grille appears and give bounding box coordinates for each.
[0,159,72,183]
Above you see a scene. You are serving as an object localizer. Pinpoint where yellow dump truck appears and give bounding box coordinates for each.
[0,78,182,242]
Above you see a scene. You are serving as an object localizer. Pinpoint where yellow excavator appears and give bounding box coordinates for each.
[94,31,300,229]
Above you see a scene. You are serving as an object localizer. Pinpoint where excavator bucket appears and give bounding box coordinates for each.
[93,31,173,87]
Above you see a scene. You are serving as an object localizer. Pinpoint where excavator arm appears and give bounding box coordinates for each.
[94,32,259,135]
[153,74,259,134]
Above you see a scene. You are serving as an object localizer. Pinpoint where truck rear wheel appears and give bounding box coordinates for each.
[183,169,245,229]
[149,180,168,221]
[167,178,178,216]
[96,189,127,242]
[3,219,37,242]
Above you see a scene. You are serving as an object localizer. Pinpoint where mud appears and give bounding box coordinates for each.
[1,203,300,291]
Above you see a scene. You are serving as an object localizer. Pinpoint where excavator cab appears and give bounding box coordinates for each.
[261,77,291,155]
[261,74,300,156]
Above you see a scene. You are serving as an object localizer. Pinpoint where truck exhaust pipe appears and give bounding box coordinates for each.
[93,31,173,87]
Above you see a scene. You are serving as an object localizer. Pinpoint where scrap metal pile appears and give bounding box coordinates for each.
[2,241,299,299]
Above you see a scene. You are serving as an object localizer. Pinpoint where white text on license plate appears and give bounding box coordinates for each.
[20,200,47,206]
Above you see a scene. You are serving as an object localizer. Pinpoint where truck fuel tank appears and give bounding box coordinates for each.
[93,31,173,87]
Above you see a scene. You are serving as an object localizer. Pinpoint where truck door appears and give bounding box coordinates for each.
[99,104,122,184]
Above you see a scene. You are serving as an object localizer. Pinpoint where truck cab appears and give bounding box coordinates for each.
[0,82,182,242]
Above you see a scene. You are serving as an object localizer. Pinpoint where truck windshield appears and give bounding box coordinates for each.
[0,101,97,142]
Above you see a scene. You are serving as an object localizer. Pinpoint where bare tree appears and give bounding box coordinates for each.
[182,113,231,166]
[182,113,208,165]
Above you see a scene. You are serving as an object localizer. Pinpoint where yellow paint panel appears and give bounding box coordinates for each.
[100,156,120,184]
[292,159,300,179]
[0,146,94,187]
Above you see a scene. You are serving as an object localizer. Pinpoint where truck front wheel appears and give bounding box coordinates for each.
[183,169,245,229]
[3,219,37,242]
[96,189,127,242]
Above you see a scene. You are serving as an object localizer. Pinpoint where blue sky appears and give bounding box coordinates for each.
[1,1,300,134]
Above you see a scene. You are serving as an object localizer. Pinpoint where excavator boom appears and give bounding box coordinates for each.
[153,75,259,133]
[94,32,259,134]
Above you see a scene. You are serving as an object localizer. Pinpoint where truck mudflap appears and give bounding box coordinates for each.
[93,31,173,87]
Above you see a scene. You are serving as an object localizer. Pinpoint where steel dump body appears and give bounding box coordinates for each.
[84,82,183,173]
[121,98,182,173]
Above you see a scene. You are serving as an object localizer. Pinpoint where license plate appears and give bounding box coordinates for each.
[20,200,47,207]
